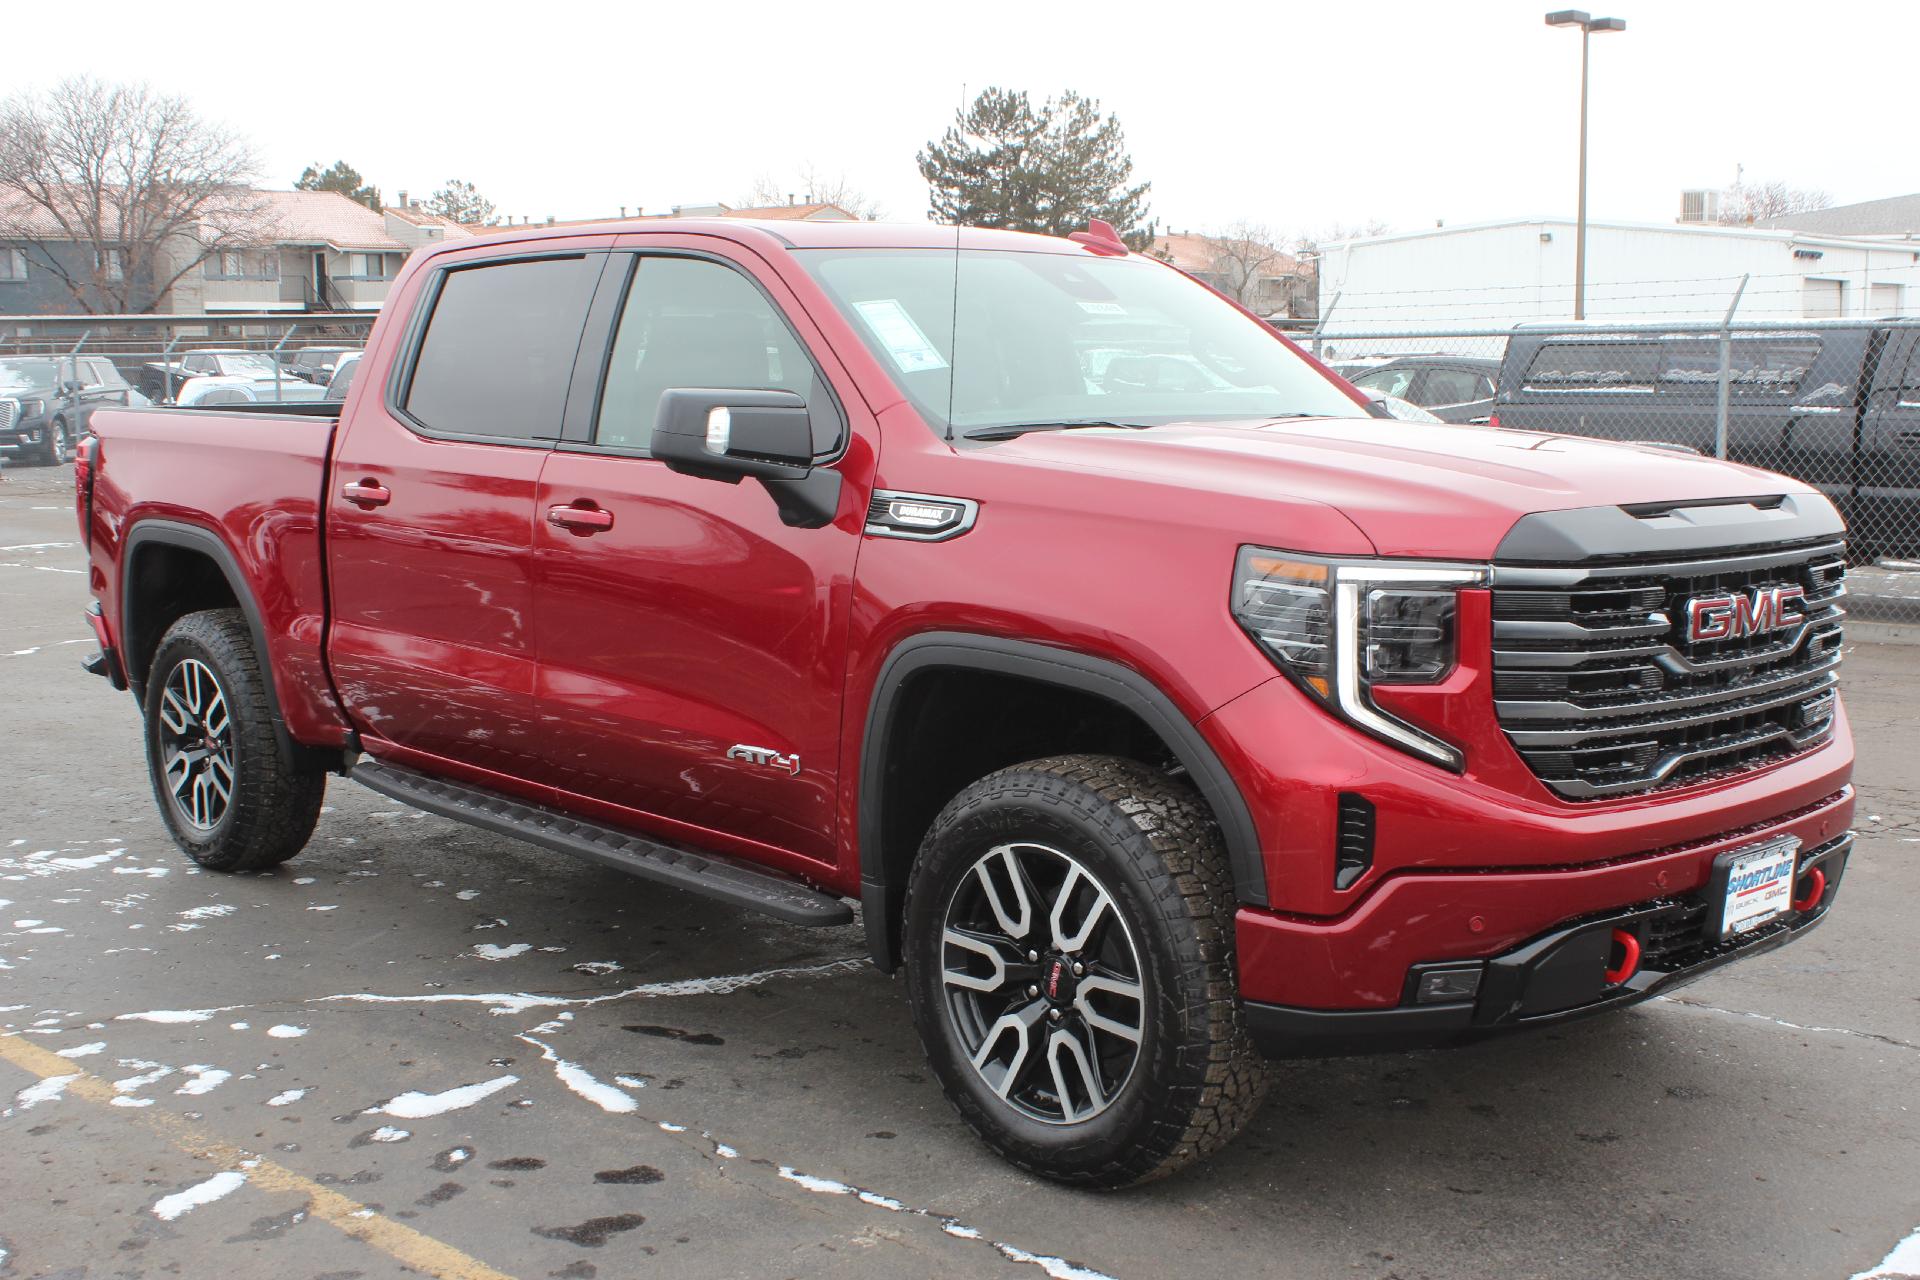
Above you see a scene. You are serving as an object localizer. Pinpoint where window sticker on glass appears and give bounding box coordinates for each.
[852,298,949,372]
[1078,301,1126,315]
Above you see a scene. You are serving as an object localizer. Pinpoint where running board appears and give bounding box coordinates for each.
[350,760,854,927]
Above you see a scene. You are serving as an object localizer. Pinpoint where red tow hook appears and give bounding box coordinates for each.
[1791,867,1827,913]
[1603,928,1641,986]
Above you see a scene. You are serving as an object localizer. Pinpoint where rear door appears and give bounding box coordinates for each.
[1857,328,1920,557]
[325,242,608,786]
[525,237,867,872]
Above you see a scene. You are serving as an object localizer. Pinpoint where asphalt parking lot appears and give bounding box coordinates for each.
[1,461,1916,1280]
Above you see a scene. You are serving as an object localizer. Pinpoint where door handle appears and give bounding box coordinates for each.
[340,479,391,507]
[547,503,614,534]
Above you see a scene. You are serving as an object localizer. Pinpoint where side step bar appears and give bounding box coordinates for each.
[351,760,854,927]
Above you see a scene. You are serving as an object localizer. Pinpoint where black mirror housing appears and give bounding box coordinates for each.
[651,387,842,530]
[653,388,814,483]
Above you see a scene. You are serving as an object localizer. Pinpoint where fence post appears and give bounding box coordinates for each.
[1714,274,1750,459]
[159,334,181,404]
[1313,291,1341,361]
[271,323,296,403]
[60,329,91,421]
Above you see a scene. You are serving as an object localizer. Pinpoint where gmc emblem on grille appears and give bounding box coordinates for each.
[1685,585,1806,643]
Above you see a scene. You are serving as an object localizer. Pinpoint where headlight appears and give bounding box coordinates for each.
[1232,547,1487,769]
[20,398,45,418]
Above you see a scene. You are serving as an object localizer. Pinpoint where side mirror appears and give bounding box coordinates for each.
[60,379,86,395]
[651,388,841,529]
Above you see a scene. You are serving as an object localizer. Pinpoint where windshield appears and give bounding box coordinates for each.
[0,359,57,392]
[796,248,1364,436]
[217,353,282,379]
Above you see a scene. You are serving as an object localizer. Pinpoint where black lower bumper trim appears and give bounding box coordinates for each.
[1246,833,1851,1059]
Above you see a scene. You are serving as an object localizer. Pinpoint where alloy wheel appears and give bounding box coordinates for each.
[940,842,1146,1124]
[156,658,235,831]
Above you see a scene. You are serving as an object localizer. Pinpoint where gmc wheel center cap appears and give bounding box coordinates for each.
[1043,955,1077,1004]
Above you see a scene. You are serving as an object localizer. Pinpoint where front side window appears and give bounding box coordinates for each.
[404,255,599,441]
[594,256,825,453]
[1353,367,1417,398]
[796,248,1363,437]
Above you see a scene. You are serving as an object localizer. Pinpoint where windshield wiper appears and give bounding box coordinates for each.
[961,419,1154,441]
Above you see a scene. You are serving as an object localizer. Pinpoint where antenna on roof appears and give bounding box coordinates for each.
[1068,218,1129,256]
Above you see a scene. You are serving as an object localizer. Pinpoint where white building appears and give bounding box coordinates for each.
[1316,217,1920,341]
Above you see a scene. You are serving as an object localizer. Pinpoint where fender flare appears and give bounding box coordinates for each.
[857,631,1266,971]
[121,519,298,761]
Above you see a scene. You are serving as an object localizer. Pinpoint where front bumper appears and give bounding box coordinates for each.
[1244,831,1851,1058]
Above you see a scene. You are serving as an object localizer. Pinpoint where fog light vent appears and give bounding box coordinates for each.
[1334,792,1375,890]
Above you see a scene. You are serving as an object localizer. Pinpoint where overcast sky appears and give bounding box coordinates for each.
[13,0,1913,238]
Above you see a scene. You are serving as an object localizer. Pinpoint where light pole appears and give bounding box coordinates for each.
[1546,10,1625,321]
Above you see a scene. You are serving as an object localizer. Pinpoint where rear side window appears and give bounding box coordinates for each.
[1353,366,1416,398]
[1422,368,1486,405]
[594,256,827,453]
[403,255,599,440]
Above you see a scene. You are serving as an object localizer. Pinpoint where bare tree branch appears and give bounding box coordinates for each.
[737,164,884,220]
[0,77,269,313]
[1717,179,1831,225]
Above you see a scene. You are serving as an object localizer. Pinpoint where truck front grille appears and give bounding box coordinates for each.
[0,400,15,433]
[1490,540,1845,799]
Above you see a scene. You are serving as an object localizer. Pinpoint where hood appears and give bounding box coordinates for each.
[987,418,1810,559]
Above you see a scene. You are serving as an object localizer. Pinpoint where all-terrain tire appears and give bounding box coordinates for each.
[903,753,1270,1188]
[144,608,324,871]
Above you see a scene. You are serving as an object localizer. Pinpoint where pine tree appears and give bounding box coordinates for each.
[295,160,381,212]
[918,88,1154,249]
[427,179,497,227]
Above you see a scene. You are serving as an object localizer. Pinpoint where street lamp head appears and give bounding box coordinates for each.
[1545,9,1591,25]
[1589,16,1626,31]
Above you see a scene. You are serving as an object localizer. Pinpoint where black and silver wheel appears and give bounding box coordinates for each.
[34,416,74,467]
[904,754,1270,1187]
[144,609,324,872]
[156,657,237,832]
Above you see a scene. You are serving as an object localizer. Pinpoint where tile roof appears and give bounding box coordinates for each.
[0,187,407,251]
[1152,231,1303,277]
[384,205,482,235]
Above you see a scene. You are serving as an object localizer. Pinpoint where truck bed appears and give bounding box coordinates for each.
[84,405,353,747]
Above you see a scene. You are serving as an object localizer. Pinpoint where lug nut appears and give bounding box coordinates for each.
[1027,984,1039,998]
[1026,950,1038,962]
[1072,962,1085,977]
[1048,1008,1063,1022]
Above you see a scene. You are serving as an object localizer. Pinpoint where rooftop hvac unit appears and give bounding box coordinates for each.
[1679,189,1723,224]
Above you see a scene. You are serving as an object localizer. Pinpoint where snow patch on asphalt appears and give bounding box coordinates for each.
[516,1034,637,1114]
[55,1041,105,1058]
[151,1171,246,1221]
[265,1025,307,1039]
[368,1125,411,1142]
[471,943,531,961]
[176,1066,231,1096]
[372,1075,518,1119]
[12,1074,78,1110]
[319,957,866,1016]
[116,1008,236,1024]
[1852,1222,1920,1280]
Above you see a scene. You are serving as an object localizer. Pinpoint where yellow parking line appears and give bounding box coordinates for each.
[0,1032,518,1280]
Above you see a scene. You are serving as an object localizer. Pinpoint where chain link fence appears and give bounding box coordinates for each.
[0,313,373,465]
[1310,318,1920,625]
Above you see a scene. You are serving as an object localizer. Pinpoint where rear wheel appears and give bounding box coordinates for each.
[903,754,1269,1187]
[144,609,324,871]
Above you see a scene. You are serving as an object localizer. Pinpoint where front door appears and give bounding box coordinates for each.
[528,242,866,872]
[1858,329,1920,558]
[325,246,606,787]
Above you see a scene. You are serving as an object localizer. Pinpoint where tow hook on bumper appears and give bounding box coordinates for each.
[1245,831,1854,1059]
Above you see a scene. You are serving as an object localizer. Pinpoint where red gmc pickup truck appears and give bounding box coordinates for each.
[75,216,1855,1187]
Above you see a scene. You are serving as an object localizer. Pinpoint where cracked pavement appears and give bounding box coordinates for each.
[1,463,1916,1280]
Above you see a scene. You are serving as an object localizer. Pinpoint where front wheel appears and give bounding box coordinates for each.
[35,417,74,466]
[903,755,1270,1187]
[144,609,324,871]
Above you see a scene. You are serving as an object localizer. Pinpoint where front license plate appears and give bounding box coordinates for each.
[1714,837,1800,939]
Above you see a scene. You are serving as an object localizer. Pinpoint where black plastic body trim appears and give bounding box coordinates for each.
[1245,835,1849,1059]
[857,631,1266,971]
[1494,491,1846,564]
[119,519,300,762]
[353,759,854,927]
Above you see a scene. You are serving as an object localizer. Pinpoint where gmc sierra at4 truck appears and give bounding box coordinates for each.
[75,217,1856,1187]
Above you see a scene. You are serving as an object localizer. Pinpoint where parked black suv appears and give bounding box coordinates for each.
[0,356,145,466]
[1493,325,1920,560]
[284,346,358,383]
[1347,355,1499,423]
